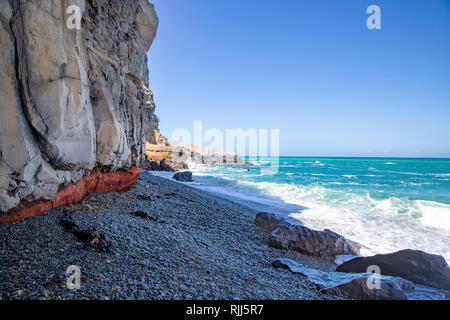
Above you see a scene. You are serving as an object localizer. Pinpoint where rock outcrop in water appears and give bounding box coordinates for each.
[0,0,159,220]
[336,249,450,290]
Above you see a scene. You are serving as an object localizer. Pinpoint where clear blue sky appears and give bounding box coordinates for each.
[147,0,450,157]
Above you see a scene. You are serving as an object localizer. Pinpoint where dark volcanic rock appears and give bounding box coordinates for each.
[255,212,283,232]
[173,171,193,182]
[150,161,162,171]
[60,217,111,253]
[141,158,188,172]
[140,160,161,171]
[269,225,361,257]
[272,257,414,300]
[160,159,175,172]
[255,212,361,257]
[255,212,302,232]
[336,249,450,290]
[325,277,407,300]
[131,210,157,221]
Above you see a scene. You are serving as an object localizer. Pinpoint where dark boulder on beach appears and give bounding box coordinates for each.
[255,212,361,257]
[255,212,286,232]
[336,249,450,290]
[173,171,193,182]
[325,277,408,300]
[269,225,361,257]
[271,257,414,300]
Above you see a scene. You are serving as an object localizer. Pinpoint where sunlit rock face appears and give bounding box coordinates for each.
[0,0,159,214]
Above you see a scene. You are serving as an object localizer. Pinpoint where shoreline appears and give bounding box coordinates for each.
[0,171,339,300]
[182,159,450,264]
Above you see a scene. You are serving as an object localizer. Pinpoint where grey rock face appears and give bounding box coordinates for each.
[0,0,160,212]
[336,249,450,290]
[173,171,193,182]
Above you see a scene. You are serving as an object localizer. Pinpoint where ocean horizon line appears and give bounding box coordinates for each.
[237,155,450,160]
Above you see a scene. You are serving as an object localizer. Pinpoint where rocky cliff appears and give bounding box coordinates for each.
[0,0,159,220]
[143,143,251,172]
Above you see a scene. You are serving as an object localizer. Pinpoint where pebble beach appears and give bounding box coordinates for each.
[0,171,339,300]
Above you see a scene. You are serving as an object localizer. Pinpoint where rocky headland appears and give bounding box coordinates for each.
[143,142,251,172]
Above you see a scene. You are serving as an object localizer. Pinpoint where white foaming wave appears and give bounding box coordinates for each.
[365,194,418,217]
[342,175,357,179]
[384,162,397,165]
[250,161,269,166]
[209,179,450,262]
[432,173,450,177]
[154,165,450,262]
[402,182,435,186]
[327,182,362,186]
[418,200,450,230]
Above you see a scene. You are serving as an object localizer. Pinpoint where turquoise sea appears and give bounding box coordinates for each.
[180,157,450,262]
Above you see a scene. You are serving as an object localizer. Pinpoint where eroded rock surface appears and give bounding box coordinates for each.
[272,257,450,300]
[0,0,159,217]
[336,249,450,290]
[145,142,251,171]
[255,212,361,257]
[255,212,291,232]
[269,225,361,257]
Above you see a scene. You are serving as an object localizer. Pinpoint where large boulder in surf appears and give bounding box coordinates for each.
[269,225,361,257]
[324,277,407,300]
[272,257,413,300]
[336,249,450,290]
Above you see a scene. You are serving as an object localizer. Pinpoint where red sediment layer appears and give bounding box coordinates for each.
[0,167,141,223]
